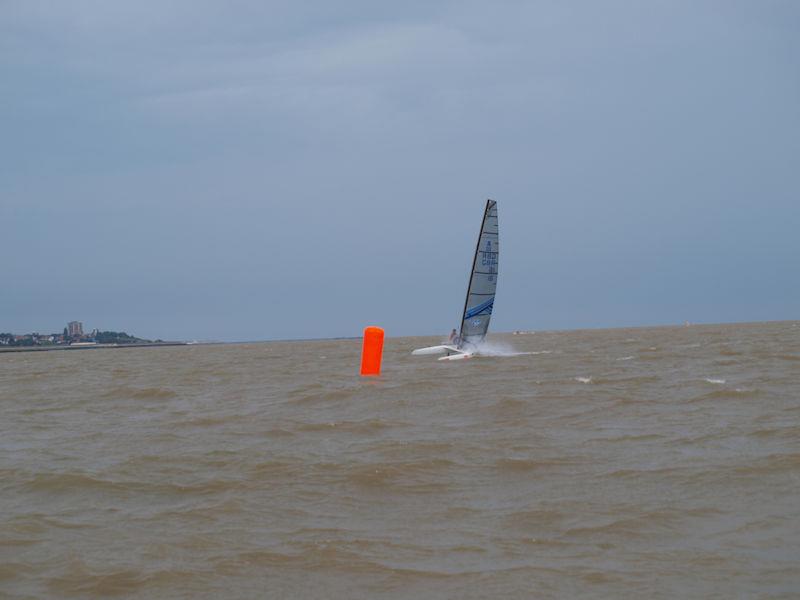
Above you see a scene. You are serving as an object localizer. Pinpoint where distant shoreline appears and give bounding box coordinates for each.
[0,342,189,354]
[2,320,796,354]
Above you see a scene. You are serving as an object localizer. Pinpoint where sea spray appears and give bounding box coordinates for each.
[472,339,547,357]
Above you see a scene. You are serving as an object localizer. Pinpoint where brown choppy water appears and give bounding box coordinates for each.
[2,321,799,599]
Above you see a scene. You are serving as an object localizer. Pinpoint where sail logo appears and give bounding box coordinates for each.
[465,297,494,319]
[480,240,498,268]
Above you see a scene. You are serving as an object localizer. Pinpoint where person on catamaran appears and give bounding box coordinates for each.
[449,329,459,345]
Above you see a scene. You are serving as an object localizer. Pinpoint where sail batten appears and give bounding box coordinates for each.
[458,200,498,347]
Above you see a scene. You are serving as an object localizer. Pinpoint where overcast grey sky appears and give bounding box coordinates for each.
[2,1,798,341]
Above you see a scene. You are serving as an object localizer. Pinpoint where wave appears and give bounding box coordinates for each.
[772,353,800,362]
[0,562,36,581]
[343,459,457,489]
[214,549,302,572]
[374,440,458,461]
[688,388,762,402]
[495,457,575,472]
[214,544,463,580]
[604,466,683,479]
[718,348,743,356]
[48,566,147,596]
[24,472,126,493]
[100,386,177,400]
[563,507,704,538]
[704,378,726,384]
[611,396,652,406]
[263,427,295,437]
[246,460,297,477]
[563,516,653,537]
[731,453,800,475]
[590,375,660,385]
[287,385,356,404]
[575,377,592,384]
[173,415,252,428]
[503,508,566,529]
[589,433,664,443]
[293,419,407,434]
[749,425,800,439]
[23,471,250,495]
[47,562,201,597]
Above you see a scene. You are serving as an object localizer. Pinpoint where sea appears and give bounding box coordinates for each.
[1,321,798,599]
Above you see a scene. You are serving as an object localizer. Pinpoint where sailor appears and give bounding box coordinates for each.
[449,329,459,345]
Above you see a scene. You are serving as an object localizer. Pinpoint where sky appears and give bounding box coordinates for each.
[1,1,798,341]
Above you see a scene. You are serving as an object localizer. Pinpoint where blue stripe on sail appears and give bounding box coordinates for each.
[465,297,494,319]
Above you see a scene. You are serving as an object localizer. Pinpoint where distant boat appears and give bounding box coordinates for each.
[413,199,498,361]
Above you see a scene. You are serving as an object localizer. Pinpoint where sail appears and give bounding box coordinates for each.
[459,199,498,346]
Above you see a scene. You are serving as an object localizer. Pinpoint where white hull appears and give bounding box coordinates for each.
[437,351,474,361]
[411,345,457,356]
[411,344,474,361]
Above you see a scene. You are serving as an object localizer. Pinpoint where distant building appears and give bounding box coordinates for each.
[67,321,84,337]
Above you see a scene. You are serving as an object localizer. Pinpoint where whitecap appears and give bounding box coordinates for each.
[575,377,592,384]
[617,356,634,361]
[704,378,726,384]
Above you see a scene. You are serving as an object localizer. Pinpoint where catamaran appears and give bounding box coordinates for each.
[412,199,498,361]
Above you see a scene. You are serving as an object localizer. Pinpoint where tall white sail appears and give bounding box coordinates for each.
[459,200,498,346]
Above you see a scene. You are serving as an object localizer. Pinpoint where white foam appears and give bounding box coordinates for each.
[704,378,726,384]
[575,377,592,384]
[617,356,634,361]
[472,340,537,357]
[438,340,552,358]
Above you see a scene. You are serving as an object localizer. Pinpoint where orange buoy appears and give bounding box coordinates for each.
[360,326,385,376]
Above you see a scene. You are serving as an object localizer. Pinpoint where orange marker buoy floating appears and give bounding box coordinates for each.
[360,326,384,376]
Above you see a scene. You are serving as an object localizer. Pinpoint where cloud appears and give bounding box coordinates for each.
[1,1,799,338]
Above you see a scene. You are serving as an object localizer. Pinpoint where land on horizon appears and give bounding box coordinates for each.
[0,321,178,353]
[4,318,796,354]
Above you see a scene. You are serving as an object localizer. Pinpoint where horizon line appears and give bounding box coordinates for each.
[214,318,798,345]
